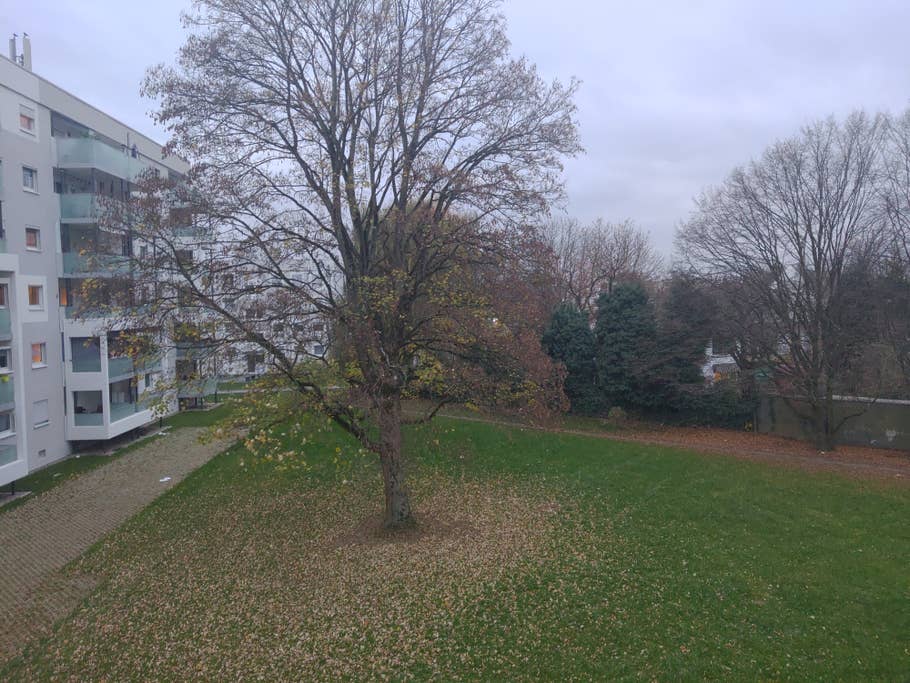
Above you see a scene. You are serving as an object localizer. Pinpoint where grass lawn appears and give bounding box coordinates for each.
[3,417,909,680]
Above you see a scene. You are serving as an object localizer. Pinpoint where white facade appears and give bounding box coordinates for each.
[0,39,188,487]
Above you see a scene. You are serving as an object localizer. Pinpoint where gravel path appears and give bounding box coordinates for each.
[0,427,231,662]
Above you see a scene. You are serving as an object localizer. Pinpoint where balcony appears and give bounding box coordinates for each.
[74,412,104,426]
[0,444,16,467]
[0,375,13,405]
[60,193,100,222]
[110,402,141,423]
[62,252,131,276]
[56,137,151,181]
[108,356,135,379]
[0,308,11,340]
[64,306,108,320]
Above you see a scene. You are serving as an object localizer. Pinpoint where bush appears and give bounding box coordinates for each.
[642,382,756,430]
[606,406,628,425]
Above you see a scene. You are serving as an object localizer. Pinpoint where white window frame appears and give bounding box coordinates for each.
[31,342,47,369]
[19,105,36,135]
[22,166,37,193]
[33,399,50,429]
[0,410,14,438]
[27,284,43,310]
[25,226,41,251]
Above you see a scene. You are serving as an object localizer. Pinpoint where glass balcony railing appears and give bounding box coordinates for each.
[74,412,104,426]
[56,137,152,181]
[0,444,16,467]
[60,193,100,222]
[64,305,109,319]
[0,375,13,405]
[62,252,131,276]
[72,356,102,373]
[0,309,11,338]
[110,402,140,422]
[108,356,134,378]
[0,237,6,253]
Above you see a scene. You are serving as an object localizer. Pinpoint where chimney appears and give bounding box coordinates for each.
[21,33,31,71]
[8,34,16,62]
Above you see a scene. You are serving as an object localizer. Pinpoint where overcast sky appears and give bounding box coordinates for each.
[5,0,910,254]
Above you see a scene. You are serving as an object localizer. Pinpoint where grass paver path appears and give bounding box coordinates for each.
[0,427,229,662]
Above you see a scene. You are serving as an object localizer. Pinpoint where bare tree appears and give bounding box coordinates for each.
[548,218,662,317]
[109,0,580,527]
[679,113,887,450]
[880,110,910,387]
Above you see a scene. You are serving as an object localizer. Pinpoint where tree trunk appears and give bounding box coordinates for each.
[376,398,413,528]
[811,400,836,452]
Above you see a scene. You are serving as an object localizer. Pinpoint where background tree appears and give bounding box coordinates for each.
[880,110,910,389]
[594,283,659,410]
[679,113,887,450]
[108,0,581,528]
[541,304,599,414]
[548,218,662,318]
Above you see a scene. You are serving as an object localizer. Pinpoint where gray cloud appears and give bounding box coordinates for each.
[6,0,910,255]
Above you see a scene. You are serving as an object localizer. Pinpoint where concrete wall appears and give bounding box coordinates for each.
[1,59,72,477]
[756,395,910,451]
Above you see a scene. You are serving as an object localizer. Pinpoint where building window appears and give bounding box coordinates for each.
[0,284,7,307]
[33,399,50,428]
[22,166,37,192]
[31,342,47,368]
[0,410,13,437]
[19,106,36,134]
[27,285,43,308]
[0,347,10,372]
[25,227,41,251]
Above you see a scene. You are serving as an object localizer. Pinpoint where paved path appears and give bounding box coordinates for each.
[0,428,231,662]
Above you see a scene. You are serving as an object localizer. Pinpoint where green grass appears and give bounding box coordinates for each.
[162,402,233,429]
[4,417,909,680]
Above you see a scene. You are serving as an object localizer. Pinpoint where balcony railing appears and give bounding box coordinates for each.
[110,402,141,422]
[62,252,131,276]
[72,355,102,373]
[0,309,11,339]
[56,137,151,181]
[0,375,14,405]
[0,444,16,467]
[108,356,135,379]
[74,412,104,426]
[59,193,101,222]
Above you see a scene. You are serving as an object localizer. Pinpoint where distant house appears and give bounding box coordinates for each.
[702,338,738,382]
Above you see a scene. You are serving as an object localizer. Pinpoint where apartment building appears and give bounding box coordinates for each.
[0,36,189,488]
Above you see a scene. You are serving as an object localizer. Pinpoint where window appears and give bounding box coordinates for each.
[25,227,40,250]
[33,399,50,428]
[27,285,43,308]
[31,342,47,367]
[0,410,13,436]
[0,284,7,307]
[0,347,10,372]
[22,166,37,192]
[19,106,36,134]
